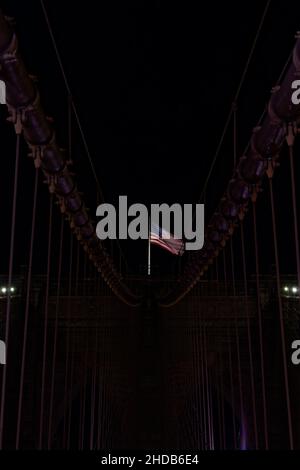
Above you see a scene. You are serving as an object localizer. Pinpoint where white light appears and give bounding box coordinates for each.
[284,286,289,292]
[292,287,298,294]
[10,287,15,293]
[1,287,7,294]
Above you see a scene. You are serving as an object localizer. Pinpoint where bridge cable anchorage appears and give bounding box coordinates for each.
[16,168,39,450]
[47,216,64,449]
[266,159,294,449]
[0,129,21,449]
[39,0,129,276]
[38,194,54,449]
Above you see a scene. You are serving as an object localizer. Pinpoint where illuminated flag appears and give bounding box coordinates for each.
[149,223,185,256]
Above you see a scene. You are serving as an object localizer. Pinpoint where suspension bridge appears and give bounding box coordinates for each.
[0,2,300,450]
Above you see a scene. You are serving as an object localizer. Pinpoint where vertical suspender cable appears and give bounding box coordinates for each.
[67,332,75,448]
[89,286,98,450]
[16,168,39,449]
[193,298,200,447]
[240,222,258,448]
[233,103,237,168]
[0,132,21,449]
[222,251,228,296]
[47,217,64,449]
[287,141,300,290]
[101,296,109,448]
[219,350,226,449]
[224,248,237,448]
[200,310,208,448]
[216,257,226,449]
[227,326,237,449]
[67,247,82,448]
[79,255,88,449]
[203,317,212,449]
[252,198,269,449]
[97,284,105,450]
[195,304,204,449]
[39,194,53,449]
[191,303,197,447]
[63,232,73,447]
[95,277,100,450]
[95,276,102,450]
[230,238,244,446]
[268,175,294,449]
[209,367,215,449]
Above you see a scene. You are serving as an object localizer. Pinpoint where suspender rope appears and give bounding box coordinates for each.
[227,326,237,449]
[223,249,237,448]
[230,239,244,447]
[267,168,294,449]
[195,305,204,449]
[219,350,226,449]
[48,217,64,448]
[286,128,300,290]
[240,222,258,448]
[199,312,208,449]
[63,232,74,446]
[16,168,39,449]
[89,289,98,450]
[252,196,269,449]
[39,194,54,449]
[0,132,21,448]
[79,255,88,448]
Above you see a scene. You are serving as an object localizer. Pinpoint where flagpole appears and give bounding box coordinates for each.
[148,214,151,276]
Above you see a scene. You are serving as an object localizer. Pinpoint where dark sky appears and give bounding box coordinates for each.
[0,0,299,278]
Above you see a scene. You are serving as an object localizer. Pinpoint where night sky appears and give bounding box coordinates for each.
[0,0,299,277]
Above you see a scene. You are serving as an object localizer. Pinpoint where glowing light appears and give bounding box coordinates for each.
[292,286,298,294]
[1,287,7,294]
[10,287,15,293]
[283,286,289,292]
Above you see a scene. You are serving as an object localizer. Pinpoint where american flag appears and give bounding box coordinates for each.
[149,223,185,256]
